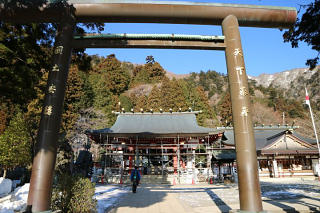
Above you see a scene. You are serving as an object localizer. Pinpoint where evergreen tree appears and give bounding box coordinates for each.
[132,67,151,84]
[26,70,48,153]
[145,61,166,81]
[192,86,216,126]
[267,87,278,111]
[119,94,133,112]
[218,91,233,126]
[61,65,85,135]
[132,65,144,77]
[0,20,103,109]
[27,65,85,145]
[89,72,113,110]
[146,85,162,110]
[97,54,130,95]
[181,79,216,126]
[78,71,94,109]
[0,23,53,108]
[0,107,7,135]
[106,95,120,126]
[160,78,187,111]
[0,100,14,135]
[0,110,31,178]
[134,95,148,112]
[146,55,155,64]
[131,56,165,85]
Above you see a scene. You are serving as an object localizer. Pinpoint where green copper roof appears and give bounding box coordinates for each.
[74,33,225,41]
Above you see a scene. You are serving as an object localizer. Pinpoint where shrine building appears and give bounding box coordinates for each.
[86,111,224,184]
[87,112,319,184]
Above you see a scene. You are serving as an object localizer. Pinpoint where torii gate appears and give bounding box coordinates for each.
[0,1,296,212]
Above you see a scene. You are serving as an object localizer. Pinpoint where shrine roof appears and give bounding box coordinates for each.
[220,126,315,150]
[292,132,317,145]
[87,112,222,137]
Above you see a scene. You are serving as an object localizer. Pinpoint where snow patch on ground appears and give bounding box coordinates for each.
[0,178,12,197]
[261,182,320,199]
[94,184,130,213]
[0,183,29,213]
[0,183,129,213]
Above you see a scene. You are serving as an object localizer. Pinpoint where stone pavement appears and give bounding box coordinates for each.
[109,178,320,213]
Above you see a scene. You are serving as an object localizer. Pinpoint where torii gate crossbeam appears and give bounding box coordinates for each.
[0,1,296,212]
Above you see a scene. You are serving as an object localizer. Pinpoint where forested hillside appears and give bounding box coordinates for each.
[0,23,319,167]
[1,52,320,147]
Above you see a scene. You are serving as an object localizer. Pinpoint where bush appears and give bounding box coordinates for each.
[68,176,96,212]
[51,174,96,213]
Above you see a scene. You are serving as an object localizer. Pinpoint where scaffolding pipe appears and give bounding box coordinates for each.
[161,141,164,179]
[177,135,181,184]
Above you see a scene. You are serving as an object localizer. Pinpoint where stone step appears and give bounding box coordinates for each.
[100,174,202,184]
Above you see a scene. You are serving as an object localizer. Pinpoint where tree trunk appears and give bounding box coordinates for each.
[3,169,7,178]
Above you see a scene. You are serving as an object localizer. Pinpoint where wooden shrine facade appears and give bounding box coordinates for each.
[86,112,224,183]
[221,127,319,178]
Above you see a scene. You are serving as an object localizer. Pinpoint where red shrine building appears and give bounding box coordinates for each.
[87,111,224,184]
[86,112,319,184]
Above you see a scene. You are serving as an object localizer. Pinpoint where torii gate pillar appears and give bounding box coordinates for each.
[222,15,263,212]
[27,19,75,212]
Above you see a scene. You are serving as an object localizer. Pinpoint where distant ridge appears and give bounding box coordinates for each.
[249,66,319,89]
[165,70,190,80]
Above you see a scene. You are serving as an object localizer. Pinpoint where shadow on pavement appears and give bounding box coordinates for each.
[109,183,233,212]
[109,180,320,213]
[263,200,299,213]
[110,184,168,210]
[205,188,232,212]
[260,181,320,212]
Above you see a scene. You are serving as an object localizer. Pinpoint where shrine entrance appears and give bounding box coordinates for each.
[0,1,296,212]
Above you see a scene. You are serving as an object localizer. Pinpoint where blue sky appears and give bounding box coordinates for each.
[85,0,317,76]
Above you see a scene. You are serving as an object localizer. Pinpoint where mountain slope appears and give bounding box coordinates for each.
[250,66,319,89]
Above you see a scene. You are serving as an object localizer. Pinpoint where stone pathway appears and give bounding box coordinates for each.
[109,178,320,213]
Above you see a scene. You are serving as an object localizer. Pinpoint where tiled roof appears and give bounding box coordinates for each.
[292,132,317,145]
[221,128,317,151]
[222,128,286,150]
[87,112,221,137]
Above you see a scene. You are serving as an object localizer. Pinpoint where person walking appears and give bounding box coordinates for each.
[130,166,141,193]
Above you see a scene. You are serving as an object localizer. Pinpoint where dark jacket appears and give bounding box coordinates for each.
[130,169,141,182]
